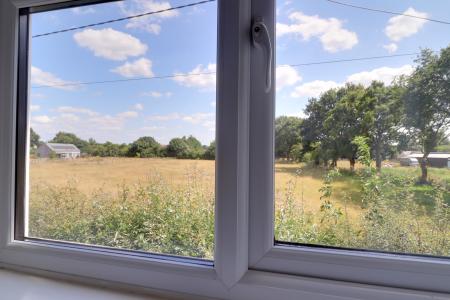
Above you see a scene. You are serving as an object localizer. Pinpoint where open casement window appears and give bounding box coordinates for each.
[0,0,449,299]
[249,0,450,294]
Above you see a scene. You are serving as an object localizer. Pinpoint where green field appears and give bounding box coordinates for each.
[28,157,450,259]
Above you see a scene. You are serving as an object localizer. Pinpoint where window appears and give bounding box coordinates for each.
[1,0,449,298]
[21,0,217,260]
[273,0,450,258]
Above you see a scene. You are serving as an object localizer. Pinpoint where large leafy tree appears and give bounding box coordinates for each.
[366,81,404,172]
[324,84,372,170]
[50,131,88,152]
[203,141,216,160]
[166,136,205,159]
[302,89,340,166]
[275,116,302,160]
[128,136,161,158]
[403,48,450,183]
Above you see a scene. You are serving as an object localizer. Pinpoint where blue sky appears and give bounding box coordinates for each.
[29,0,450,145]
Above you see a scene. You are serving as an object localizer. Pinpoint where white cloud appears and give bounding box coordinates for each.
[133,103,144,111]
[148,112,214,126]
[148,112,182,121]
[118,0,179,34]
[32,115,53,124]
[31,107,144,143]
[210,101,216,108]
[30,93,46,99]
[291,80,341,98]
[173,64,216,90]
[31,66,78,90]
[182,113,214,124]
[60,113,80,122]
[74,28,148,61]
[276,65,302,90]
[290,65,414,98]
[383,43,398,53]
[283,111,307,119]
[146,91,162,97]
[346,65,413,86]
[71,7,95,14]
[385,8,428,42]
[117,111,139,118]
[55,106,98,116]
[277,11,358,52]
[30,105,40,112]
[111,58,153,78]
[140,126,165,131]
[140,91,173,98]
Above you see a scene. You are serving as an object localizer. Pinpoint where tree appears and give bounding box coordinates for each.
[366,81,404,172]
[50,132,88,152]
[403,48,450,183]
[302,89,340,166]
[30,128,41,148]
[128,136,161,158]
[275,116,302,160]
[166,138,190,158]
[324,84,372,170]
[166,136,205,159]
[203,141,216,160]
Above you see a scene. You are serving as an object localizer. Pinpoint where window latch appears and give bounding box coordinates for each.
[252,17,273,93]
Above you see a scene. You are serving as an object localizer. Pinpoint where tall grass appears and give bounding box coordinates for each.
[275,166,450,256]
[29,163,449,259]
[29,171,215,259]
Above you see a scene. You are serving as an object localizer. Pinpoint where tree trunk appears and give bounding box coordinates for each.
[349,158,356,171]
[332,159,337,168]
[375,142,382,174]
[314,156,320,167]
[419,155,429,184]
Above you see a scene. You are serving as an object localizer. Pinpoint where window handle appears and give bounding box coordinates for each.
[252,17,273,93]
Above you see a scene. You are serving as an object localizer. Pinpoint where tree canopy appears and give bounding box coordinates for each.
[128,136,161,158]
[275,116,302,160]
[403,48,450,182]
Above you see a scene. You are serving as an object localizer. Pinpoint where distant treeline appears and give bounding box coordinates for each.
[30,129,215,160]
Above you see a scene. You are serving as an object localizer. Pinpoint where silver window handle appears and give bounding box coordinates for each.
[252,17,273,93]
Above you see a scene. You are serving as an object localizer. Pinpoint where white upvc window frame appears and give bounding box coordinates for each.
[0,0,449,299]
[248,1,450,295]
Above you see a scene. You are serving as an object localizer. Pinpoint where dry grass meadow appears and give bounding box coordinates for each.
[28,157,450,258]
[30,157,362,218]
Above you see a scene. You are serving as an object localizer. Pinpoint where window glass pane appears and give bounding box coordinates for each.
[275,0,449,256]
[27,0,216,259]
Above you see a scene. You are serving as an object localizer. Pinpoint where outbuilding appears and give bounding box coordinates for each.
[408,152,450,168]
[37,143,81,159]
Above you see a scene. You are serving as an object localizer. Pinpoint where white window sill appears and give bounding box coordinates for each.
[0,269,173,300]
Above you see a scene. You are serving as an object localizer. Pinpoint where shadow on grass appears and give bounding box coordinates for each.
[275,163,364,207]
[276,162,450,210]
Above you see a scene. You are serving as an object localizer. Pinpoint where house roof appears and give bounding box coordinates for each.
[408,152,450,159]
[46,143,80,153]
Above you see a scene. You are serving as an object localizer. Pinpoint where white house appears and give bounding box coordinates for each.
[37,143,80,159]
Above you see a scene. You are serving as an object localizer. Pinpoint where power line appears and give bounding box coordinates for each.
[32,52,419,89]
[277,53,418,68]
[325,0,450,25]
[32,0,216,38]
[32,71,216,89]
